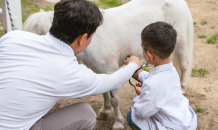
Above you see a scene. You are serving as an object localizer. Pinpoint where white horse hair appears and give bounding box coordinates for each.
[23,9,53,35]
[23,0,193,129]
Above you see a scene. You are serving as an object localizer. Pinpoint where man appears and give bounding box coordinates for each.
[0,0,140,129]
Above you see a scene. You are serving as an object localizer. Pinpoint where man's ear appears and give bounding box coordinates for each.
[79,33,88,46]
[147,51,154,60]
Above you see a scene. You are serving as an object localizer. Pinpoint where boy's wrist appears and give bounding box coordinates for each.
[133,70,141,79]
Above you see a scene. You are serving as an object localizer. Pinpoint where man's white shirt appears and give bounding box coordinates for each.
[0,31,138,130]
[0,31,101,129]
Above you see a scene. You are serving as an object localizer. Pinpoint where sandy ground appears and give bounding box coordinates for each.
[13,0,218,129]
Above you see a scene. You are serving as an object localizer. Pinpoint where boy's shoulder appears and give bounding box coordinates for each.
[142,66,180,90]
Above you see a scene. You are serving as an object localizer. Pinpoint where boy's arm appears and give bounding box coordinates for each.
[132,83,159,119]
[134,71,149,83]
[132,71,141,79]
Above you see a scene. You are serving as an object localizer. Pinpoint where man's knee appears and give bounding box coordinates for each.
[78,102,96,119]
[78,102,96,129]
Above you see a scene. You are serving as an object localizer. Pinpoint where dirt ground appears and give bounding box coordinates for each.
[38,0,218,129]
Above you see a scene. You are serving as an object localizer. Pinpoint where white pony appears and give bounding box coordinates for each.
[23,0,193,129]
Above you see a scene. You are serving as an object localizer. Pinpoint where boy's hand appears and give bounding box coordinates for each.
[133,82,142,95]
[123,55,141,68]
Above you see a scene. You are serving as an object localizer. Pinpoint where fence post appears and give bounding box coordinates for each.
[1,0,22,34]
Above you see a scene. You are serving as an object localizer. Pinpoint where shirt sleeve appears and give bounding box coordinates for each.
[132,83,159,119]
[138,71,149,83]
[63,63,101,99]
[92,62,138,95]
[132,96,140,104]
[63,62,138,99]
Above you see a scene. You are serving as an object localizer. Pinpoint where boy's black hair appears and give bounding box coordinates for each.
[49,0,103,44]
[141,21,177,59]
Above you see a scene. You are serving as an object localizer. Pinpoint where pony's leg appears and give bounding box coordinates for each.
[175,34,189,92]
[97,92,112,119]
[110,89,124,130]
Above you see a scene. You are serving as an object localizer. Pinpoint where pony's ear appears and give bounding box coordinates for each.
[40,9,45,12]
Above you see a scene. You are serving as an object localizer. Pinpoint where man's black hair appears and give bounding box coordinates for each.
[141,21,177,59]
[49,0,103,44]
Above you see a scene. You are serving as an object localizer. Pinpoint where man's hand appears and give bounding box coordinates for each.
[123,55,141,68]
[133,82,142,95]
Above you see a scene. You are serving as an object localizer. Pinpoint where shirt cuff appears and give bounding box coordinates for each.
[132,96,140,104]
[128,62,139,70]
[138,71,149,83]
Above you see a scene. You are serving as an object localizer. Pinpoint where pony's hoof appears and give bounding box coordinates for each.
[97,107,111,119]
[181,83,186,94]
[112,121,124,130]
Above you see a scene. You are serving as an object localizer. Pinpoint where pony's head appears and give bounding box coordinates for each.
[23,9,53,35]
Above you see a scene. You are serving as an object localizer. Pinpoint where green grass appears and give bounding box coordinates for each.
[193,22,197,25]
[143,67,150,72]
[201,20,207,25]
[142,61,151,72]
[21,0,54,23]
[0,30,4,37]
[93,0,122,9]
[193,107,207,113]
[91,103,102,111]
[197,34,206,38]
[211,26,215,29]
[206,33,218,44]
[0,0,54,24]
[191,68,209,77]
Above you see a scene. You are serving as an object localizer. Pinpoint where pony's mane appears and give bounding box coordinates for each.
[23,9,54,35]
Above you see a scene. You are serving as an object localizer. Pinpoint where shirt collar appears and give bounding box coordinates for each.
[45,32,75,56]
[148,61,174,77]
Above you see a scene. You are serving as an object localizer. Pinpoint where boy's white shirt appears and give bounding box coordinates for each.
[131,62,197,130]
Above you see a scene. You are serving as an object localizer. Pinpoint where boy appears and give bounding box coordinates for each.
[124,22,197,130]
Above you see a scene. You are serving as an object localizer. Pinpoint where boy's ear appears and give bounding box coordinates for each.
[147,51,154,60]
[78,33,88,46]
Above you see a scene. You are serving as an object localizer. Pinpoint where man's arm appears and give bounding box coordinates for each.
[92,62,138,95]
[64,55,140,99]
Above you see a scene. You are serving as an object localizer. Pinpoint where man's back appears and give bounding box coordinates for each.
[0,31,98,129]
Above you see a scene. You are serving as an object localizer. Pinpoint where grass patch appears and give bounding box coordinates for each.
[93,0,122,9]
[193,22,197,25]
[201,20,207,25]
[0,30,4,37]
[143,67,150,72]
[206,33,218,44]
[197,34,206,38]
[91,103,102,111]
[142,61,153,72]
[0,0,54,24]
[193,107,207,113]
[191,68,209,77]
[21,0,54,23]
[211,26,215,29]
